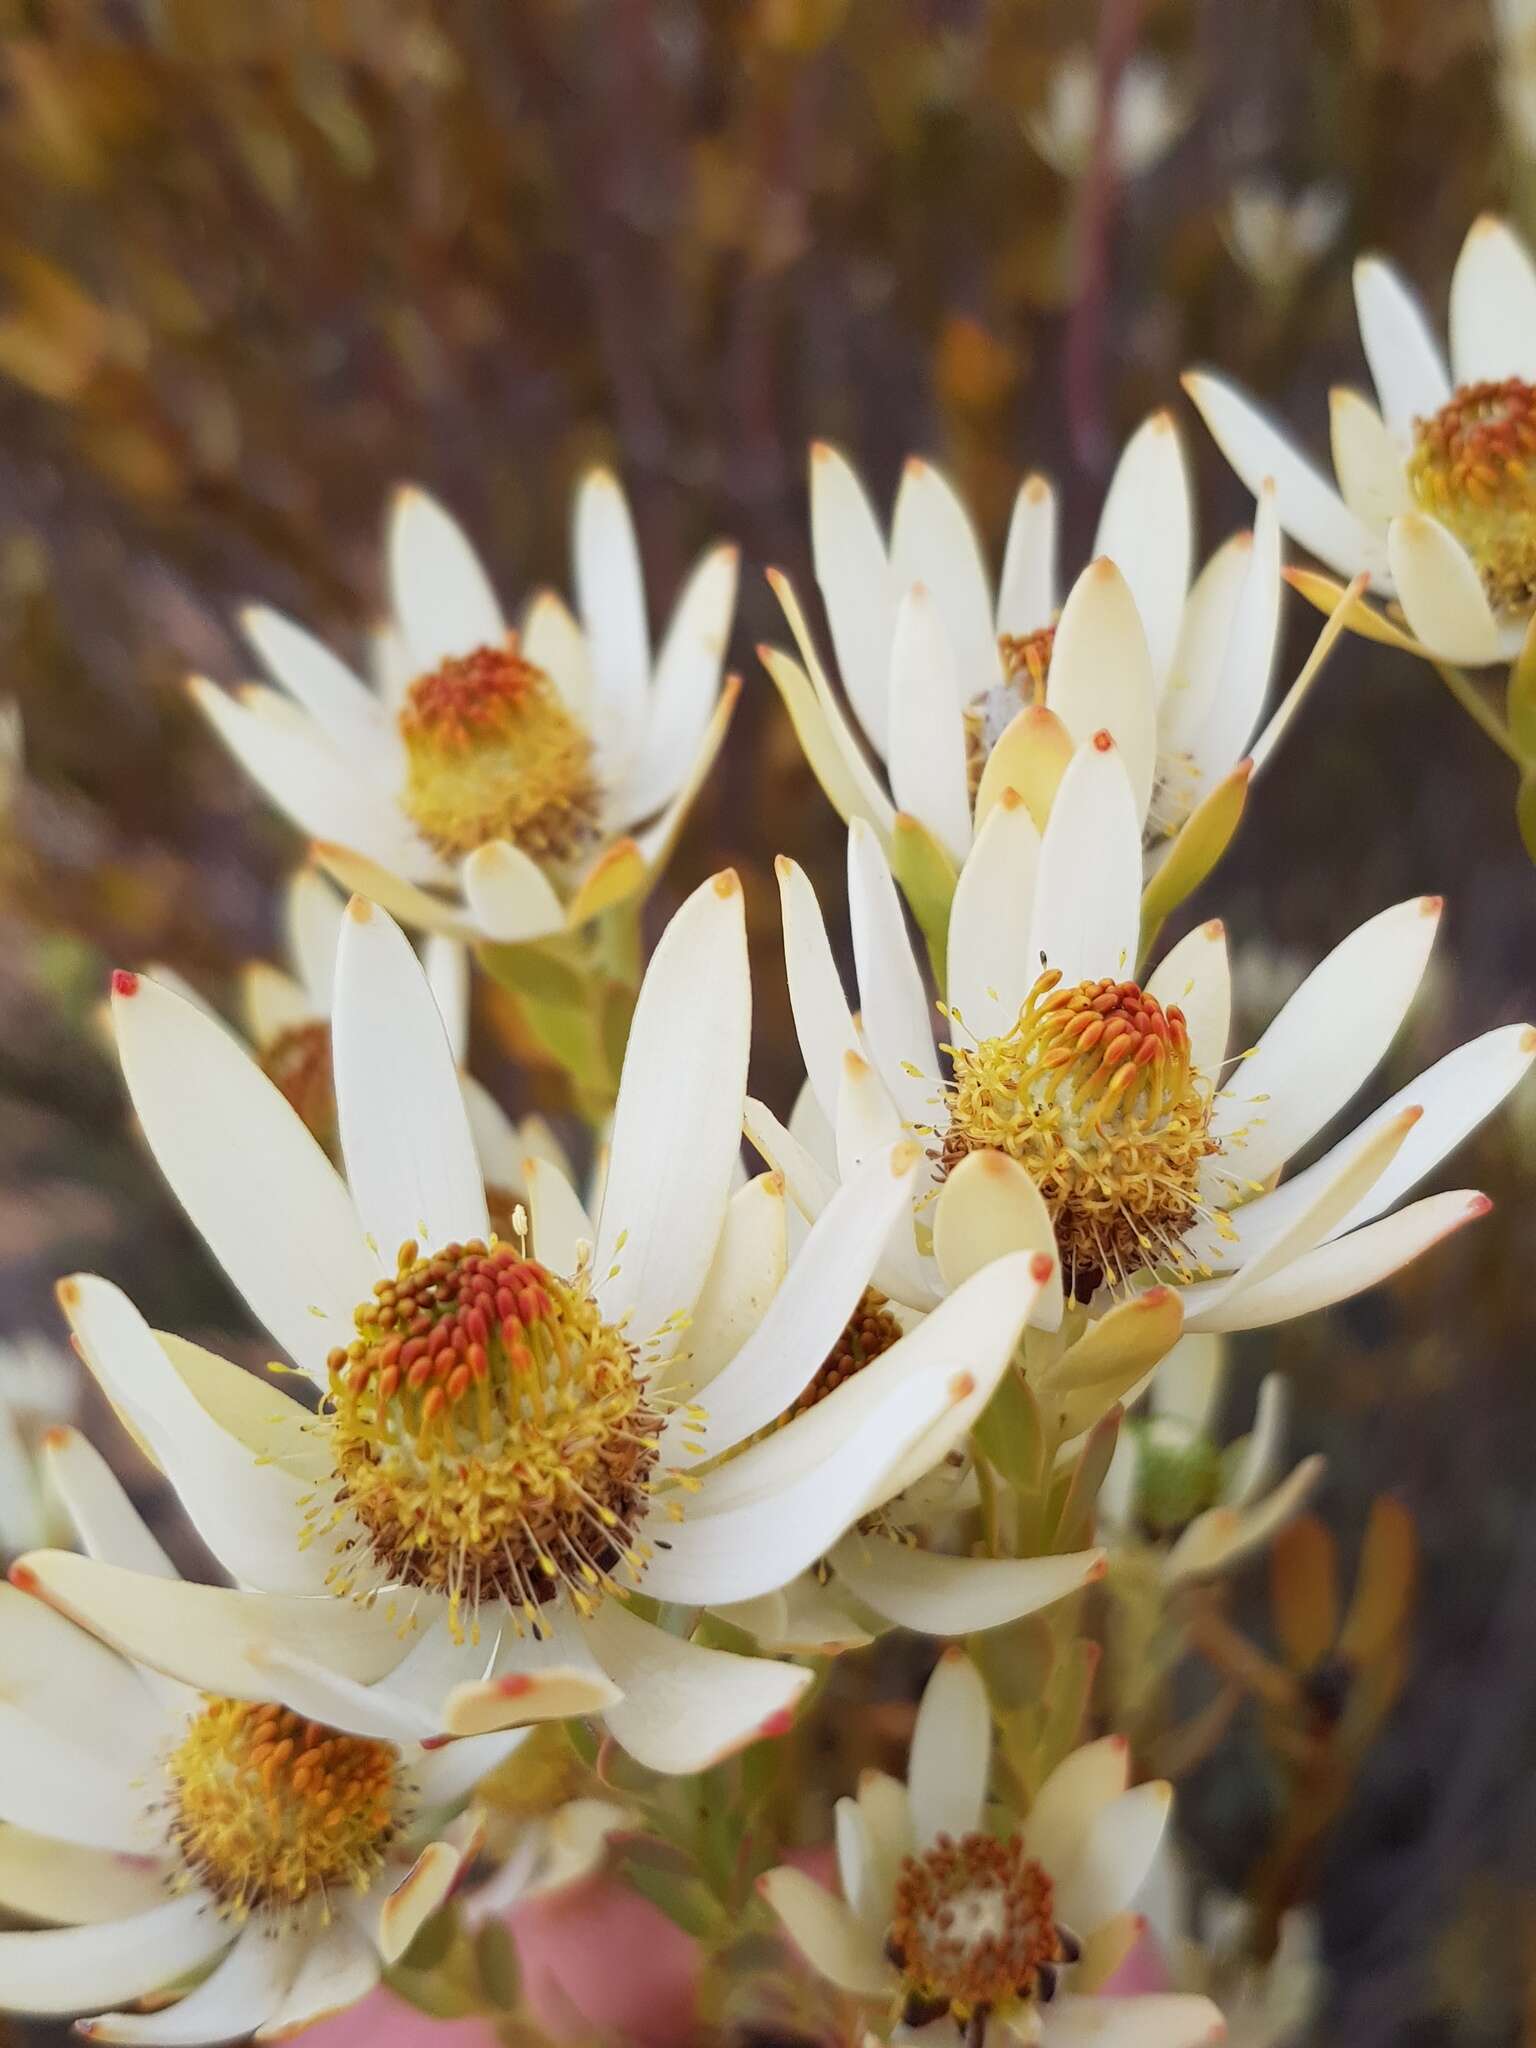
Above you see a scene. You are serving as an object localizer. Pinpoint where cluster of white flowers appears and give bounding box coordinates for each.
[0,212,1531,2048]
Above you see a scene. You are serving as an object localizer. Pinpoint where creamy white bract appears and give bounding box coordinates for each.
[1187,215,1536,664]
[192,475,739,943]
[763,1651,1223,2047]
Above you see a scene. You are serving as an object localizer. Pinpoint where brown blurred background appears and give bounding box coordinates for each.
[1,1,1535,2041]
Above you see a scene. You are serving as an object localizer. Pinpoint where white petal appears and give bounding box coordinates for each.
[830,1532,1102,1636]
[460,840,566,943]
[743,1094,838,1225]
[1150,1332,1224,1434]
[759,1867,893,1998]
[1449,214,1536,384]
[765,574,900,840]
[242,606,394,768]
[891,458,999,694]
[1224,1373,1288,1507]
[388,486,505,672]
[1053,1781,1172,1929]
[644,1368,961,1604]
[1042,1994,1225,2048]
[1157,532,1252,772]
[57,1277,325,1595]
[595,872,750,1345]
[673,1142,922,1452]
[834,1049,905,1181]
[1181,370,1385,581]
[521,590,593,722]
[930,1150,1061,1332]
[1210,895,1441,1183]
[848,818,943,1122]
[1165,1456,1324,1582]
[680,1173,789,1388]
[1208,1189,1488,1331]
[777,856,861,1126]
[574,469,650,772]
[1329,388,1413,529]
[410,1726,529,1809]
[424,935,469,1063]
[1024,1736,1130,1880]
[614,542,737,825]
[1352,256,1450,439]
[334,899,488,1258]
[1027,736,1141,986]
[946,791,1043,1043]
[112,971,375,1381]
[1386,513,1504,665]
[83,1920,298,2045]
[887,586,974,863]
[1145,918,1230,1091]
[1181,481,1282,796]
[0,1701,162,1855]
[255,1920,379,2040]
[1091,411,1193,687]
[811,442,898,756]
[240,965,312,1049]
[522,1154,594,1278]
[909,1650,991,1847]
[0,1830,169,1927]
[190,679,438,884]
[376,1839,470,1965]
[1046,560,1159,822]
[310,841,470,938]
[998,474,1058,635]
[0,1898,226,2020]
[584,1600,813,1774]
[41,1427,178,1579]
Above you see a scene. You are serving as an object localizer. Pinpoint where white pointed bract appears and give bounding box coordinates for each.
[1186,214,1536,664]
[762,1651,1223,2047]
[767,771,1528,1339]
[194,478,740,942]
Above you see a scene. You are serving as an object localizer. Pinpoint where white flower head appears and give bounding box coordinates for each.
[1186,214,1536,664]
[768,421,1306,876]
[1224,182,1346,295]
[0,1332,79,1557]
[1026,50,1187,183]
[763,1651,1223,2047]
[0,1429,514,2043]
[192,477,740,943]
[1099,1336,1323,1582]
[33,875,1057,1776]
[763,755,1531,1346]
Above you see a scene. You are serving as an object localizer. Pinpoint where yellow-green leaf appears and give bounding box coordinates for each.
[1140,761,1250,964]
[890,810,957,991]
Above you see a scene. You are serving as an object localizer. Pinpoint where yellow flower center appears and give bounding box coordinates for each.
[945,968,1220,1302]
[772,1288,904,1428]
[1408,379,1536,610]
[964,628,1057,795]
[258,1018,337,1159]
[397,638,602,863]
[164,1698,399,1921]
[886,1831,1070,2028]
[321,1240,662,1637]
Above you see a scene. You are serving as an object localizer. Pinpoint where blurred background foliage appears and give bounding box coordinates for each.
[1,0,1535,2042]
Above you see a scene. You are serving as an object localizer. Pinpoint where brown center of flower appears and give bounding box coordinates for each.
[258,1018,337,1158]
[321,1240,662,1638]
[398,638,602,863]
[886,1831,1070,2031]
[164,1698,399,1920]
[773,1289,904,1428]
[1409,379,1536,610]
[944,967,1222,1302]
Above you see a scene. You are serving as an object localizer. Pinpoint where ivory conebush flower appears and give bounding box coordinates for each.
[1186,215,1536,664]
[26,874,1060,1775]
[0,1429,517,2044]
[192,475,739,943]
[762,1650,1224,2046]
[762,422,1309,883]
[760,736,1529,1344]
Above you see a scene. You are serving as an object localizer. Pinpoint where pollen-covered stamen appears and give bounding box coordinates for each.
[964,627,1057,796]
[1409,379,1536,610]
[886,1831,1066,2029]
[321,1240,662,1637]
[259,1018,337,1159]
[772,1288,903,1428]
[162,1698,399,1921]
[398,637,602,864]
[944,968,1222,1303]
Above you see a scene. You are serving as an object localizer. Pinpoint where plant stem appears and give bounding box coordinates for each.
[1431,661,1524,765]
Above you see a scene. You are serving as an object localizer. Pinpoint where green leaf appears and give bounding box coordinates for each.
[476,938,588,1008]
[973,1365,1046,1497]
[1050,1406,1122,1554]
[1139,761,1251,965]
[1518,773,1536,864]
[473,1920,522,2010]
[890,811,956,993]
[618,1847,731,1942]
[1509,616,1536,760]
